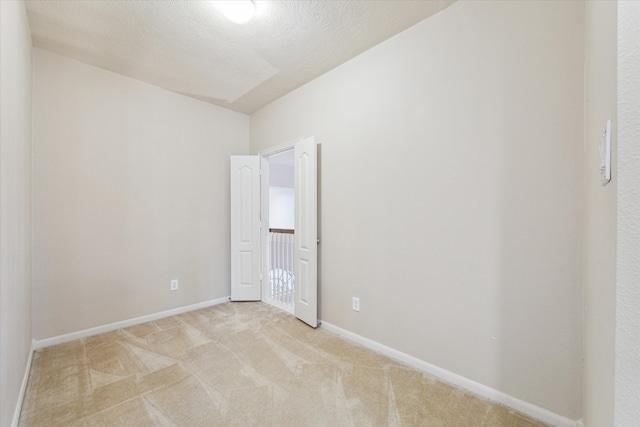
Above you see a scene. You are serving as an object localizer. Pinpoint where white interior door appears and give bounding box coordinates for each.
[294,137,318,327]
[230,156,261,301]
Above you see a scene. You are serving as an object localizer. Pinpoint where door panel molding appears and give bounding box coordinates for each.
[230,156,261,301]
[293,137,318,327]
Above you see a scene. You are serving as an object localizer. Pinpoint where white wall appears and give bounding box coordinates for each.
[0,1,33,425]
[614,2,640,425]
[32,49,249,340]
[583,1,617,425]
[251,0,584,420]
[268,152,295,230]
[269,164,294,188]
[269,187,294,230]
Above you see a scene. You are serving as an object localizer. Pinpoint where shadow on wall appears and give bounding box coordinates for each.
[494,52,582,419]
[317,144,323,322]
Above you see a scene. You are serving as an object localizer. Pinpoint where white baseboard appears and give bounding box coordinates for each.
[34,296,230,350]
[12,339,35,427]
[320,321,581,427]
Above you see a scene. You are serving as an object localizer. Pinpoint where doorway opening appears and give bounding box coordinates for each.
[230,136,317,327]
[263,149,295,314]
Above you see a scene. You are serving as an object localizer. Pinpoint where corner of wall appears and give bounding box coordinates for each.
[0,0,34,425]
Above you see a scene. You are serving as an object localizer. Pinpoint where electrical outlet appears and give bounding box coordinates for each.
[170,279,179,291]
[352,297,360,312]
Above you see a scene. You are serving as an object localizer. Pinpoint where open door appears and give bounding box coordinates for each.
[293,137,318,327]
[230,137,318,326]
[230,156,261,301]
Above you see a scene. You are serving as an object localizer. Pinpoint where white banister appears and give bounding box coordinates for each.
[265,231,295,313]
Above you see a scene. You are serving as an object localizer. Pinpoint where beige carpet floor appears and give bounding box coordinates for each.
[19,302,549,426]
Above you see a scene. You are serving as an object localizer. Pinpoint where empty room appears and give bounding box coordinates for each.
[1,1,638,426]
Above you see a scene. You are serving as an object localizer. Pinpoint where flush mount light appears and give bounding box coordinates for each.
[216,1,256,24]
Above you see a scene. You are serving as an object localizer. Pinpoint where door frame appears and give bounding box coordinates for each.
[258,138,303,159]
[259,139,299,309]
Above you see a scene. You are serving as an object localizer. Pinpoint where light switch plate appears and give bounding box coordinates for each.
[600,119,612,186]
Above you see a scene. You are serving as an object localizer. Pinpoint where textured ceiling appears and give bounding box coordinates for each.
[25,0,455,114]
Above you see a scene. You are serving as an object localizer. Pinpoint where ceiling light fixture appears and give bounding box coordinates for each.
[216,1,256,24]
